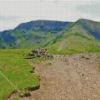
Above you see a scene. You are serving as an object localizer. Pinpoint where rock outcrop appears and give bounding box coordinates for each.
[28,48,53,58]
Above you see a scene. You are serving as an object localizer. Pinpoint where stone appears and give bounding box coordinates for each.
[86,57,90,59]
[28,52,34,56]
[28,48,53,58]
[81,55,85,58]
[82,73,84,76]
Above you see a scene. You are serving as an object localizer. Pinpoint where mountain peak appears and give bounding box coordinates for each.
[77,18,99,23]
[76,18,89,22]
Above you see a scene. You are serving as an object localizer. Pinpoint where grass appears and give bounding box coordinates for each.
[1,32,100,99]
[0,49,40,99]
[44,33,100,55]
[19,90,30,97]
[25,56,53,64]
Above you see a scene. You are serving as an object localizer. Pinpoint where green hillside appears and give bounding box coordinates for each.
[0,20,73,49]
[0,18,100,51]
[43,19,100,54]
[45,32,100,54]
[0,49,41,99]
[0,18,100,54]
[0,18,100,99]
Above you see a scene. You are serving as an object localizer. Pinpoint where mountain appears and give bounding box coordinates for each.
[44,19,100,54]
[0,20,73,49]
[0,18,100,54]
[74,19,100,39]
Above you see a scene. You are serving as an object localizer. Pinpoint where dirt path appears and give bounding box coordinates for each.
[8,53,100,100]
[57,34,74,51]
[58,39,66,51]
[26,53,100,100]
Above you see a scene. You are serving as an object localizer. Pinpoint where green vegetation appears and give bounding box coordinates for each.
[45,32,100,55]
[21,90,30,94]
[0,20,71,49]
[0,49,40,99]
[0,19,100,49]
[24,56,52,64]
[19,90,30,97]
[1,18,100,99]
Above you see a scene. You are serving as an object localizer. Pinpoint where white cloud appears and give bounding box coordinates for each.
[0,0,99,31]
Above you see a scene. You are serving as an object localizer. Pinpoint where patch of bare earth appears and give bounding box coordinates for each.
[8,53,100,100]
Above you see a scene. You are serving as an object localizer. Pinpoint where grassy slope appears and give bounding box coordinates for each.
[73,19,100,39]
[13,22,73,49]
[45,32,100,55]
[0,20,72,49]
[44,19,100,55]
[0,49,40,99]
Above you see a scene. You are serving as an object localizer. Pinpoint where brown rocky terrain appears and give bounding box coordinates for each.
[8,53,100,100]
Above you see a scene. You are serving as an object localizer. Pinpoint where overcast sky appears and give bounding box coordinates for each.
[0,0,100,31]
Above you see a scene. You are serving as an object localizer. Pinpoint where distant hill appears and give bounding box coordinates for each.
[44,19,100,54]
[74,19,100,40]
[0,20,73,49]
[0,18,100,54]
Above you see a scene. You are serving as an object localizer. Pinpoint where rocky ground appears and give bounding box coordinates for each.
[8,53,100,100]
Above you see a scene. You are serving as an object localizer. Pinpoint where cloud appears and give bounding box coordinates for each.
[75,1,100,17]
[0,14,19,21]
[0,0,99,31]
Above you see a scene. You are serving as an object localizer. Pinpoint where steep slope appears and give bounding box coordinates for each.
[0,20,73,49]
[46,34,100,54]
[45,19,100,54]
[66,19,100,38]
[75,18,100,40]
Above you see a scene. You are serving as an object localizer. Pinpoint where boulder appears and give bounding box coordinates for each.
[28,52,34,56]
[86,57,90,59]
[28,48,53,58]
